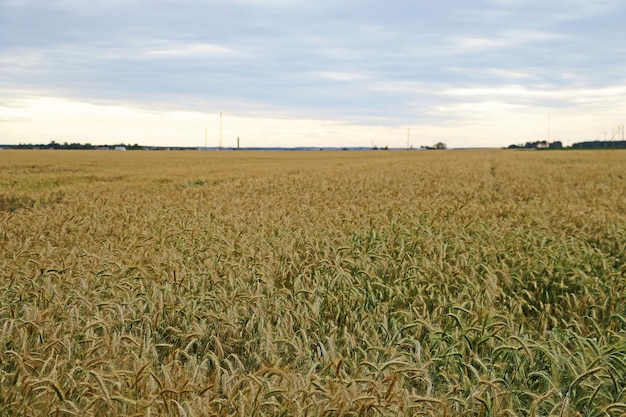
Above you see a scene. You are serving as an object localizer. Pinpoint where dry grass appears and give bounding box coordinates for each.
[1,149,625,416]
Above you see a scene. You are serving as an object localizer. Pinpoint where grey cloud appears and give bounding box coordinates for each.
[2,0,626,128]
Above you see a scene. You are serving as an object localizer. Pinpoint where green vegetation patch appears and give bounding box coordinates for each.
[0,194,35,212]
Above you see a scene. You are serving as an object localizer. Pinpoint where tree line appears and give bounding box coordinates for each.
[6,141,143,150]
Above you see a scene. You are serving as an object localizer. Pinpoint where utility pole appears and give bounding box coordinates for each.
[407,128,410,150]
[547,113,551,142]
[205,128,207,150]
[219,112,223,150]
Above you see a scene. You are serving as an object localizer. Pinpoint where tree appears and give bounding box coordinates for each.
[434,142,447,150]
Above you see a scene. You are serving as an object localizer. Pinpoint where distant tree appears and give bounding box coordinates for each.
[549,141,563,149]
[434,142,447,150]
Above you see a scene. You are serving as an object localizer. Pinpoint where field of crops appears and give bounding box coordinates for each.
[1,149,625,416]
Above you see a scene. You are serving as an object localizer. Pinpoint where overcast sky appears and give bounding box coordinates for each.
[2,0,626,148]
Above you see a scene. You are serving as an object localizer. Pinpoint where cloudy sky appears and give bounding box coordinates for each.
[1,0,625,148]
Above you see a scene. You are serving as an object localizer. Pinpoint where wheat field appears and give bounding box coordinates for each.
[1,149,625,416]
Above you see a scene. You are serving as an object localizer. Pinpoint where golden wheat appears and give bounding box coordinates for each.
[0,149,625,416]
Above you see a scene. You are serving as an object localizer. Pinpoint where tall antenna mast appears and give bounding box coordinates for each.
[611,124,625,141]
[407,128,410,150]
[205,128,208,150]
[219,112,223,150]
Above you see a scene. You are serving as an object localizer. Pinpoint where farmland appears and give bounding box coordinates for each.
[1,149,625,416]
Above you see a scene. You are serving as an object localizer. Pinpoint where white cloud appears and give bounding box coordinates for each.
[0,50,47,72]
[313,72,369,81]
[4,93,626,149]
[483,0,623,21]
[145,43,235,58]
[440,84,626,108]
[0,96,401,148]
[485,69,537,80]
[441,85,556,99]
[449,30,566,52]
[368,81,427,94]
[453,37,508,50]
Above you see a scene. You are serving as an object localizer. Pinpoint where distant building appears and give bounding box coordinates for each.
[114,146,127,151]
